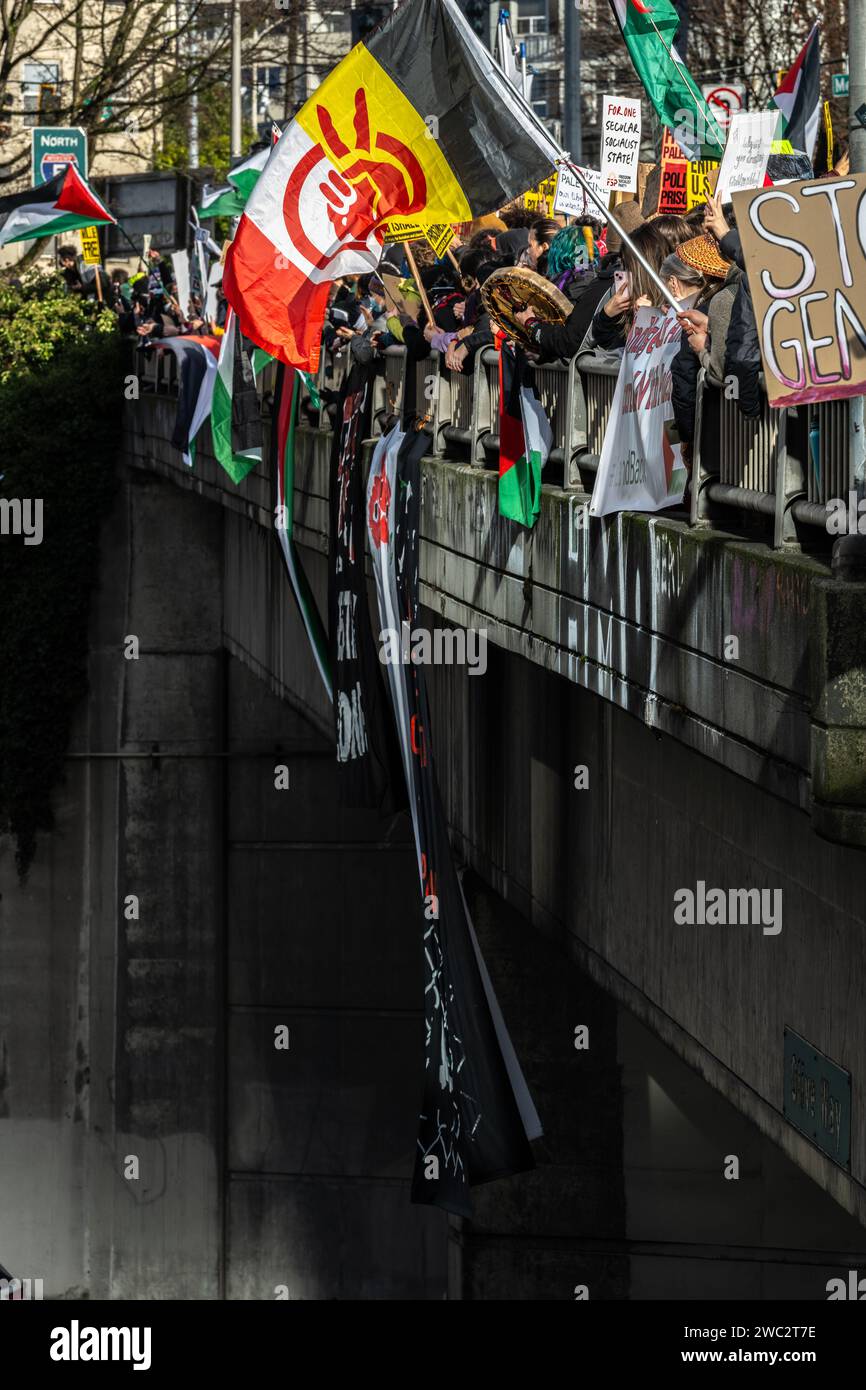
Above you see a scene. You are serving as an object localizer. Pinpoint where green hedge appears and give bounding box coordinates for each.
[0,273,124,875]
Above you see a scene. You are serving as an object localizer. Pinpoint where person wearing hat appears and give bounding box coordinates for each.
[674,233,741,389]
[662,233,734,443]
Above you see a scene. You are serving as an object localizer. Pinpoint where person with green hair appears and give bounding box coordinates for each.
[546,222,601,293]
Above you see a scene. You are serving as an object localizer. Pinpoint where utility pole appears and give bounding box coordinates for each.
[188,2,199,168]
[231,0,242,159]
[563,0,582,163]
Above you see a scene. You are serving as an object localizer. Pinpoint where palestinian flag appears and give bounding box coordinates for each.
[226,145,272,202]
[223,0,560,370]
[211,308,264,484]
[0,165,115,247]
[608,0,724,158]
[773,23,821,159]
[198,183,247,220]
[153,335,221,468]
[497,336,551,528]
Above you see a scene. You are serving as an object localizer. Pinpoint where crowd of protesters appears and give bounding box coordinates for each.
[47,140,849,471]
[312,144,849,469]
[56,241,228,343]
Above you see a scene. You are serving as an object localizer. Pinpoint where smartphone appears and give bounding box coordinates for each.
[614,270,632,297]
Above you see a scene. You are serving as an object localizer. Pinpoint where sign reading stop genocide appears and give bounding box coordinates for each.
[734,173,866,407]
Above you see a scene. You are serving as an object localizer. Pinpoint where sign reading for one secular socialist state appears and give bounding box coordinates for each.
[733,173,866,407]
[601,95,641,193]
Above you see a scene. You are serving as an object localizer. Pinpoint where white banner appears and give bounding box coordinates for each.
[715,109,779,202]
[170,250,191,318]
[553,165,608,221]
[589,305,688,517]
[600,95,642,193]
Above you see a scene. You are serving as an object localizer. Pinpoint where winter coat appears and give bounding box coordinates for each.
[720,228,763,418]
[534,254,622,360]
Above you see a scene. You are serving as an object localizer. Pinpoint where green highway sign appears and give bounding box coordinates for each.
[31,127,87,186]
[783,1027,851,1169]
[832,73,849,98]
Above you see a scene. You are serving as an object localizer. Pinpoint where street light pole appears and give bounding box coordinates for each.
[231,0,242,159]
[188,2,199,167]
[563,0,582,163]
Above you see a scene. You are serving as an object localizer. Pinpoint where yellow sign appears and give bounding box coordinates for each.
[380,217,428,242]
[522,173,557,215]
[423,222,454,257]
[79,225,101,264]
[686,161,719,209]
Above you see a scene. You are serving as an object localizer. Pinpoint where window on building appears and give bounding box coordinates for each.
[319,10,351,30]
[22,62,60,128]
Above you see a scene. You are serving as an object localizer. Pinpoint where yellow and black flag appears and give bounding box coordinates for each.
[223,0,560,370]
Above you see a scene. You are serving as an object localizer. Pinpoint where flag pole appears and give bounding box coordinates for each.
[402,240,436,325]
[636,13,725,154]
[558,158,681,312]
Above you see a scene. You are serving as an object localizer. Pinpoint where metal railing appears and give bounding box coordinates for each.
[139,337,852,550]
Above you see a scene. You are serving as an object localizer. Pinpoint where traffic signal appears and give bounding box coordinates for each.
[462,0,488,39]
[350,3,389,46]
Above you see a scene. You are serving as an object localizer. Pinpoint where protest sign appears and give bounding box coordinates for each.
[553,165,607,221]
[715,110,778,201]
[686,160,719,208]
[589,304,688,517]
[379,216,429,242]
[733,173,866,408]
[658,128,688,214]
[423,223,455,257]
[601,95,641,193]
[79,225,101,265]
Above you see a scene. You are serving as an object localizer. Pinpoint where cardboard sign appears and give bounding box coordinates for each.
[733,173,866,407]
[379,272,422,318]
[79,225,101,265]
[715,110,778,202]
[590,304,688,517]
[601,95,642,194]
[553,166,608,222]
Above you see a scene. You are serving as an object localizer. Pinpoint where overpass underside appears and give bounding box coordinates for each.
[2,393,866,1299]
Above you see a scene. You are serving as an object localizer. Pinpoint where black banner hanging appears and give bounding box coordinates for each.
[366,422,541,1217]
[328,357,404,813]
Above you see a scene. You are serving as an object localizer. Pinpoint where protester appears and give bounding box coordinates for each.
[676,228,742,388]
[526,218,559,275]
[650,214,694,253]
[660,234,732,441]
[591,220,670,351]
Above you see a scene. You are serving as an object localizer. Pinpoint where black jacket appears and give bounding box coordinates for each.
[720,228,763,418]
[534,254,621,360]
[670,299,710,443]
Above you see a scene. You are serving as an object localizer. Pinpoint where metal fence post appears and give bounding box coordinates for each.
[690,369,713,528]
[471,348,493,465]
[773,406,806,549]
